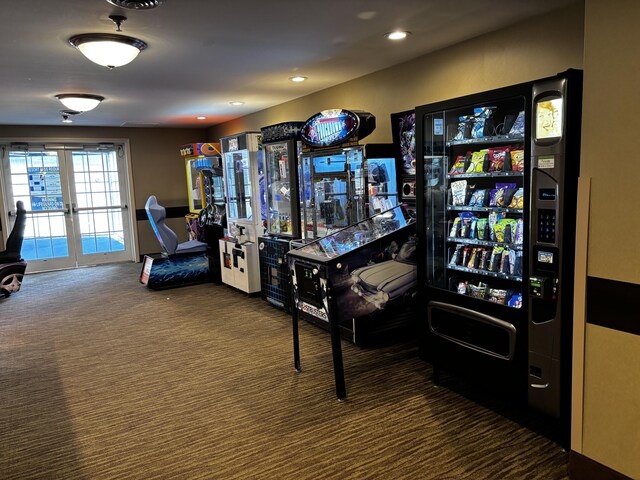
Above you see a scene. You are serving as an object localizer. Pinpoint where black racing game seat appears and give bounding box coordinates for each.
[0,201,27,297]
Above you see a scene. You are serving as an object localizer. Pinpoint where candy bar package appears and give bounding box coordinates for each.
[479,248,492,270]
[469,217,478,239]
[467,248,479,269]
[461,247,472,267]
[476,218,489,240]
[489,246,504,272]
[500,249,511,274]
[449,245,463,266]
[466,150,488,173]
[488,288,508,305]
[449,217,462,237]
[509,250,523,277]
[451,180,468,206]
[514,218,524,245]
[468,283,488,299]
[510,149,525,171]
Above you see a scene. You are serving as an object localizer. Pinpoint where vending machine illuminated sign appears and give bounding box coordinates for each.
[301,109,375,148]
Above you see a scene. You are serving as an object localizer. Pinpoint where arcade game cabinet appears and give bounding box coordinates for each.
[298,109,398,244]
[180,142,227,283]
[257,122,304,312]
[219,132,264,294]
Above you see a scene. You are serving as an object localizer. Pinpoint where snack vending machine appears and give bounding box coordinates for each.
[219,132,264,294]
[391,109,418,218]
[257,122,304,312]
[416,70,582,431]
[298,109,398,243]
[180,142,226,283]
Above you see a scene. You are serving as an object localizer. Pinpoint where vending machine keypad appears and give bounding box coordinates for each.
[537,209,556,243]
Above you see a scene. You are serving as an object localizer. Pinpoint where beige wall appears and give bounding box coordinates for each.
[578,1,640,478]
[208,3,584,142]
[0,125,206,255]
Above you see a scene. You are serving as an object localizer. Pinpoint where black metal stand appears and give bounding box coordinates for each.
[292,305,301,372]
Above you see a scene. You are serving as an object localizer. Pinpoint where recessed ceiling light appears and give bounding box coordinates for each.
[384,31,410,41]
[196,116,207,120]
[288,76,307,83]
[229,101,245,106]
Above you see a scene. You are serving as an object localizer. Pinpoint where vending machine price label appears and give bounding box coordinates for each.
[537,155,555,169]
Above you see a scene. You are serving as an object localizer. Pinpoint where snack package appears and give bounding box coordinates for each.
[514,218,524,245]
[467,248,479,269]
[454,116,472,140]
[461,247,472,268]
[509,250,523,277]
[496,186,518,207]
[488,288,508,304]
[449,245,463,266]
[479,248,492,270]
[457,281,468,295]
[469,217,478,239]
[466,150,488,173]
[508,292,523,309]
[488,212,505,241]
[496,219,518,243]
[488,147,509,172]
[457,212,474,238]
[489,246,504,272]
[500,249,511,274]
[468,189,488,207]
[449,155,468,175]
[476,218,488,240]
[509,188,524,209]
[451,180,468,206]
[471,107,496,138]
[510,150,525,171]
[509,111,525,135]
[449,217,462,237]
[468,283,488,299]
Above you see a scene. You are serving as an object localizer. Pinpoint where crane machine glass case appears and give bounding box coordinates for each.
[219,132,264,294]
[258,122,304,312]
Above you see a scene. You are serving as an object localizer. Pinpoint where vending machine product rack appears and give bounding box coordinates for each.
[219,132,264,294]
[416,70,582,437]
[258,122,304,312]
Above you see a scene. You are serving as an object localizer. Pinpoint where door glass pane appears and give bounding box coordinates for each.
[7,150,70,261]
[265,142,294,236]
[71,150,126,255]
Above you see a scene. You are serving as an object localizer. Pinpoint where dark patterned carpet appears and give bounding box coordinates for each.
[0,263,569,479]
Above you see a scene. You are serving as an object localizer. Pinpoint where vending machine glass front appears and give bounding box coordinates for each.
[312,152,350,237]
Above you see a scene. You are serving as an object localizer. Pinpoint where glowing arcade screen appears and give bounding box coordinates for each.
[301,109,360,147]
[535,97,563,140]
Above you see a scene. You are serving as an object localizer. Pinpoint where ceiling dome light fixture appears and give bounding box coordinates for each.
[106,0,165,9]
[384,30,410,40]
[229,101,245,106]
[288,76,307,83]
[69,15,148,69]
[55,94,105,112]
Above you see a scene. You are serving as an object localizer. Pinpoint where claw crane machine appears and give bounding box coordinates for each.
[180,142,226,282]
[298,108,398,244]
[219,132,264,294]
[257,121,304,312]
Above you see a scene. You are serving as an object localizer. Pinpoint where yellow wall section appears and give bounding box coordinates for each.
[581,0,640,284]
[208,3,584,143]
[582,325,640,478]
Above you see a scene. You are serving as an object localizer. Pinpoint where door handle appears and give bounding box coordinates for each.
[65,203,71,214]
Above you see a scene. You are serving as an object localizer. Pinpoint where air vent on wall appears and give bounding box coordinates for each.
[106,0,165,9]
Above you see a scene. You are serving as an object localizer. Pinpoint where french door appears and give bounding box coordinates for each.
[1,143,135,273]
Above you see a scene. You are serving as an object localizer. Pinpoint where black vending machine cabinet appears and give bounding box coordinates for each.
[258,121,304,312]
[298,109,398,243]
[288,204,417,346]
[416,70,582,434]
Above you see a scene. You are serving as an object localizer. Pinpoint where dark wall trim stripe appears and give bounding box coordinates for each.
[569,451,633,480]
[135,206,190,222]
[586,276,639,337]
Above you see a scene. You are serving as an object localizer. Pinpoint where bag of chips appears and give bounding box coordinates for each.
[488,147,509,172]
[488,288,508,304]
[476,218,488,240]
[466,150,488,174]
[451,180,468,206]
[449,155,469,175]
[489,247,504,272]
[449,245,463,266]
[468,283,488,299]
[449,217,462,237]
[468,189,488,207]
[509,188,524,209]
[510,150,525,171]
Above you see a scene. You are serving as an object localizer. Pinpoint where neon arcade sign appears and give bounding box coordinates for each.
[301,109,375,148]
